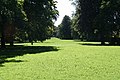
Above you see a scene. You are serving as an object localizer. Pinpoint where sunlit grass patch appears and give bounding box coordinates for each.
[0,38,120,80]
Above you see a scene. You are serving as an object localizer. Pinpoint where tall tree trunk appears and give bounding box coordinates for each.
[1,15,7,48]
[1,26,6,48]
[100,31,105,45]
[10,38,14,46]
[10,42,13,46]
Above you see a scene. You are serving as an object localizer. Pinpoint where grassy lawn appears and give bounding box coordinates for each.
[1,38,120,80]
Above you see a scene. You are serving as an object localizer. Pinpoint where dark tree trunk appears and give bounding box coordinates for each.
[10,41,14,46]
[10,36,14,46]
[1,27,6,48]
[1,36,6,48]
[100,31,105,45]
[101,41,105,45]
[31,43,33,45]
[1,15,7,48]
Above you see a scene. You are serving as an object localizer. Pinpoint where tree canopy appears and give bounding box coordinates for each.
[71,0,120,44]
[0,0,25,48]
[0,0,59,48]
[58,15,72,39]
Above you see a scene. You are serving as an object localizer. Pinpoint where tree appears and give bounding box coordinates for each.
[94,0,120,44]
[0,0,25,48]
[79,0,102,41]
[71,0,81,39]
[23,0,59,43]
[72,0,120,45]
[71,13,80,39]
[58,15,72,39]
[0,0,59,48]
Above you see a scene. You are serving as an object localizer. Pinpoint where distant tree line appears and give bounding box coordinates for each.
[57,0,120,45]
[57,15,72,39]
[0,0,58,48]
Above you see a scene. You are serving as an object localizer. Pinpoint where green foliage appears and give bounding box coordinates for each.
[23,0,59,42]
[78,0,101,40]
[1,38,120,79]
[71,0,83,39]
[72,0,120,43]
[94,0,120,43]
[0,0,26,48]
[0,0,59,47]
[71,12,80,39]
[0,0,25,22]
[58,15,72,39]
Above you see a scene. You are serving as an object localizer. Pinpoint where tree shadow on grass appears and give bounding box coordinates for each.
[0,45,59,67]
[74,39,120,46]
[80,43,120,46]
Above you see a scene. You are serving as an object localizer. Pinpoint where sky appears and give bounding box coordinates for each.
[54,0,75,26]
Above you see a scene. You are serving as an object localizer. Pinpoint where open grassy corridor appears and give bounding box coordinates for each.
[1,38,120,80]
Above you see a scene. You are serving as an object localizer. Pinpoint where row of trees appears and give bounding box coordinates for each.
[0,0,58,48]
[2,0,119,47]
[78,0,120,45]
[57,0,120,45]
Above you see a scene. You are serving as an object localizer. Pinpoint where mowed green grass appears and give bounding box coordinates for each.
[1,38,120,80]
